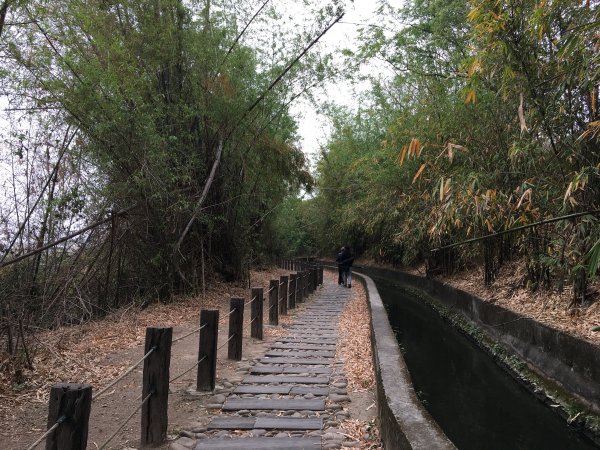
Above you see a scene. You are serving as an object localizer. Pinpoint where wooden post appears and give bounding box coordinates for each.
[228,297,244,360]
[289,273,297,310]
[296,272,303,303]
[304,270,310,297]
[279,275,288,316]
[312,267,318,290]
[197,310,219,392]
[269,279,279,325]
[45,383,92,450]
[141,327,172,447]
[319,265,324,285]
[251,287,263,340]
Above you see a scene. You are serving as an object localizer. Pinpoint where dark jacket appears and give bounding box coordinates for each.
[337,248,354,268]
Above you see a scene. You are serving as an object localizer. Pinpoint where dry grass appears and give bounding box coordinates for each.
[360,257,600,345]
[334,270,381,449]
[0,268,288,418]
[339,419,381,450]
[441,261,600,345]
[338,281,375,391]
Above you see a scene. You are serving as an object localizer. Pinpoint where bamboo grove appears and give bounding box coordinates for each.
[276,0,600,303]
[0,0,344,372]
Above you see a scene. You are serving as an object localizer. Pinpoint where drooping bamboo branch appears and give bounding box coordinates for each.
[0,206,135,269]
[174,138,224,254]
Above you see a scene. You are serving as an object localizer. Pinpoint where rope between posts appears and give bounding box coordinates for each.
[225,307,238,318]
[244,295,258,307]
[98,391,153,450]
[172,324,207,344]
[267,286,275,294]
[93,346,156,401]
[25,415,66,450]
[217,333,236,351]
[170,356,207,383]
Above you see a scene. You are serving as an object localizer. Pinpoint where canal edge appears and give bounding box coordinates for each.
[352,270,457,450]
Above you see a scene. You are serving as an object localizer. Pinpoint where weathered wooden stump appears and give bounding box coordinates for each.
[197,310,219,391]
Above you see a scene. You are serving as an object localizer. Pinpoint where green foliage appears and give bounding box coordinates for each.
[0,0,336,307]
[311,0,600,299]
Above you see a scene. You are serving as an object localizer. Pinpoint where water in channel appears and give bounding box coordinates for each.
[375,278,599,450]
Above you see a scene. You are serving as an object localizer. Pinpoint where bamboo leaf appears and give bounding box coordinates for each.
[465,88,476,105]
[397,145,408,165]
[518,93,528,132]
[412,163,426,184]
[585,237,600,278]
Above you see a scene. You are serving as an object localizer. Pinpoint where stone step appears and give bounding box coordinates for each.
[250,366,332,375]
[207,416,323,430]
[195,437,322,449]
[276,338,336,345]
[265,350,335,358]
[259,357,332,365]
[269,343,336,351]
[222,398,325,411]
[234,385,293,394]
[242,375,329,384]
[233,385,330,396]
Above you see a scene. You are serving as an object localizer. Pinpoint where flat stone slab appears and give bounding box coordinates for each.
[250,366,284,374]
[290,386,330,395]
[282,367,332,374]
[207,416,322,430]
[234,385,292,394]
[277,338,337,344]
[208,417,256,429]
[287,332,337,336]
[286,328,337,333]
[195,437,322,449]
[255,417,323,430]
[292,320,336,324]
[222,398,325,411]
[265,350,335,358]
[259,357,332,365]
[250,366,332,375]
[242,375,329,384]
[270,343,336,350]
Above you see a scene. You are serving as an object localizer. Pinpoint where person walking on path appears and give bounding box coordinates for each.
[336,247,345,285]
[338,246,354,288]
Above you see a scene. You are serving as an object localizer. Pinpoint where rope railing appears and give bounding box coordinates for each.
[217,333,236,351]
[172,324,207,344]
[224,307,238,318]
[98,391,153,450]
[93,346,156,401]
[23,272,315,450]
[170,356,207,383]
[25,415,66,450]
[430,208,600,253]
[244,295,258,307]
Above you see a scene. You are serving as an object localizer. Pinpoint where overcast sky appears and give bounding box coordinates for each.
[292,0,403,164]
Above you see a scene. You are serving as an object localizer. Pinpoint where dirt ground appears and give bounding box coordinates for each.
[1,267,381,450]
[0,268,290,450]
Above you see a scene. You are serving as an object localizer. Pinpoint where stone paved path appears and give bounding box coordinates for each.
[170,282,357,450]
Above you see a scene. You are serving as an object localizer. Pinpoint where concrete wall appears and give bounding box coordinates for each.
[354,271,456,450]
[361,266,600,415]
